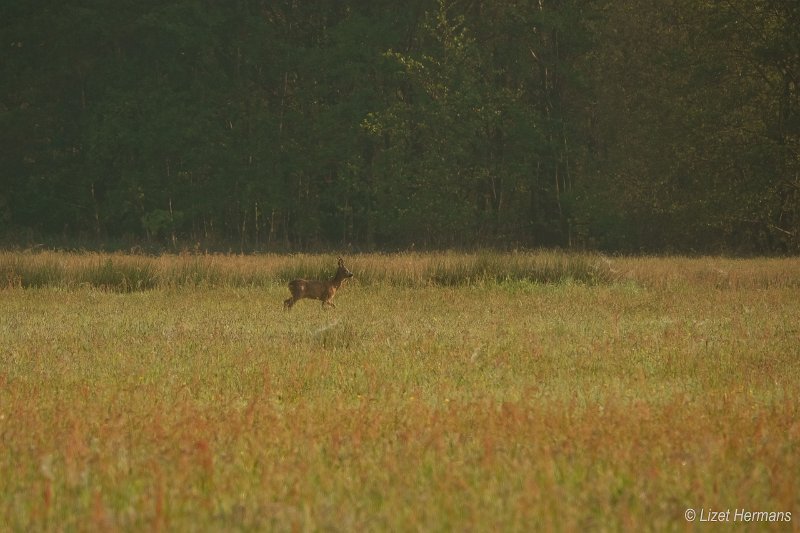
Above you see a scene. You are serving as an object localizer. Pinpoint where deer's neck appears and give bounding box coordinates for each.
[330,273,345,288]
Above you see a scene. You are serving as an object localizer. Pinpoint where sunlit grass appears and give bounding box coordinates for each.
[0,252,798,529]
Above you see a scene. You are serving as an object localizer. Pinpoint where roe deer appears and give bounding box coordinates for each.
[283,257,353,310]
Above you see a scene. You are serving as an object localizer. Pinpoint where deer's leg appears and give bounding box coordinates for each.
[322,299,336,309]
[284,297,295,310]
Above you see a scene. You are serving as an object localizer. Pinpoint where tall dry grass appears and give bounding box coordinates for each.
[613,255,800,290]
[0,250,615,290]
[2,250,798,291]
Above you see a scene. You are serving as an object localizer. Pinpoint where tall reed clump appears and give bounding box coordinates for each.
[328,251,619,287]
[423,251,618,286]
[159,256,226,288]
[0,252,65,288]
[614,256,800,290]
[0,252,159,291]
[78,257,158,292]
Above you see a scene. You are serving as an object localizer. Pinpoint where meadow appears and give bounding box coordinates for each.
[0,251,798,531]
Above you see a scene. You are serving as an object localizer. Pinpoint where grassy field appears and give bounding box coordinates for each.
[1,252,798,531]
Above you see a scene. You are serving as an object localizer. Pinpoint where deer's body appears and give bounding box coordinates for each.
[284,258,353,310]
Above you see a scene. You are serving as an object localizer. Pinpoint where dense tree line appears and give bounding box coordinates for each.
[2,0,798,252]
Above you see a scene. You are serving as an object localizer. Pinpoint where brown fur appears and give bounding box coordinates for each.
[283,257,353,310]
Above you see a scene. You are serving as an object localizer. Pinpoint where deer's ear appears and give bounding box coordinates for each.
[338,257,344,266]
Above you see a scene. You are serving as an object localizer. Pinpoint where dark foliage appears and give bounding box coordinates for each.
[2,0,798,253]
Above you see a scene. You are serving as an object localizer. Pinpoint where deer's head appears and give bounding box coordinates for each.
[337,257,354,279]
